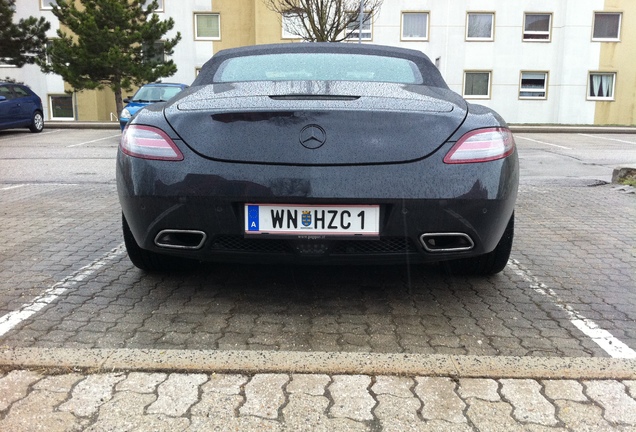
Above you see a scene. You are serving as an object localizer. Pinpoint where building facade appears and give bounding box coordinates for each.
[3,0,634,125]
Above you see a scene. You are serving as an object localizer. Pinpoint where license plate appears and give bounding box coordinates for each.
[245,204,380,236]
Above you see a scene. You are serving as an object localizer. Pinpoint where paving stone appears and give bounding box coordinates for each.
[84,391,189,432]
[584,380,636,425]
[457,378,500,401]
[374,393,422,432]
[240,374,289,420]
[191,375,245,421]
[465,399,522,431]
[201,373,248,395]
[0,388,87,432]
[625,380,636,399]
[32,373,84,393]
[372,376,414,398]
[115,372,167,393]
[147,373,208,417]
[59,373,126,418]
[542,379,588,402]
[0,370,42,411]
[500,379,558,426]
[328,375,375,422]
[287,374,330,395]
[554,400,618,431]
[414,377,466,424]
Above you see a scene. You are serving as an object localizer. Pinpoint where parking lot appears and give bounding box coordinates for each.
[0,128,635,429]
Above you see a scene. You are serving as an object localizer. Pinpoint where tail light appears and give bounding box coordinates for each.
[120,125,184,161]
[444,127,515,164]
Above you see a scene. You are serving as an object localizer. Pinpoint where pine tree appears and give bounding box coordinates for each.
[44,0,181,115]
[0,0,50,67]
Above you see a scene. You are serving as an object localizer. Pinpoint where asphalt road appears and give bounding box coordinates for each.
[0,128,635,358]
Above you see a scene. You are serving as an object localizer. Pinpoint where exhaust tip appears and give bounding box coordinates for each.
[420,233,474,253]
[155,230,207,250]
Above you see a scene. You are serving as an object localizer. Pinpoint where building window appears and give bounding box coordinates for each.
[401,12,429,41]
[588,73,616,100]
[49,95,74,120]
[195,13,221,40]
[592,12,621,41]
[143,41,165,64]
[523,13,551,41]
[519,72,548,99]
[282,13,304,39]
[40,0,56,10]
[346,12,372,41]
[463,71,491,99]
[466,12,494,41]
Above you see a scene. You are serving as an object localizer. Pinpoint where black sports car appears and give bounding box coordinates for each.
[117,43,518,274]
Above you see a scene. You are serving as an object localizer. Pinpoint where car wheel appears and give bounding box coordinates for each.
[441,213,514,276]
[29,111,44,133]
[122,214,197,272]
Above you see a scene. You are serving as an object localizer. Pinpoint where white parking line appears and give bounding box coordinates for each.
[578,133,636,145]
[0,184,27,191]
[508,259,636,359]
[0,244,126,338]
[0,129,62,141]
[515,136,572,150]
[0,183,80,191]
[67,134,120,148]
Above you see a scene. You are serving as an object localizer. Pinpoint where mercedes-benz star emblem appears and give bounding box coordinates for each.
[299,124,327,149]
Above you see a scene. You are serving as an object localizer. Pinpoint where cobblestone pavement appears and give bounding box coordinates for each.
[1,369,636,431]
[1,130,636,430]
[1,183,634,358]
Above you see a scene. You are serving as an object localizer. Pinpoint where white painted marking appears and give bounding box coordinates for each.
[67,134,120,148]
[0,129,62,141]
[1,183,79,191]
[1,184,27,191]
[515,136,572,150]
[0,244,126,338]
[508,259,636,359]
[578,133,636,145]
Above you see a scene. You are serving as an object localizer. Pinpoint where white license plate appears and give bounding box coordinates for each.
[245,204,380,236]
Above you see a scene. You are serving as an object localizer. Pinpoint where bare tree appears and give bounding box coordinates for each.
[265,0,384,42]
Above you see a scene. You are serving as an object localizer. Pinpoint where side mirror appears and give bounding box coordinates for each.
[123,98,131,103]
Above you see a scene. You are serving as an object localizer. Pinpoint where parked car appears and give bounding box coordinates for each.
[0,82,44,133]
[119,82,189,130]
[117,43,518,274]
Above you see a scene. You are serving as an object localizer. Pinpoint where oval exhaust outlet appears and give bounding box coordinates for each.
[155,230,207,250]
[419,233,474,253]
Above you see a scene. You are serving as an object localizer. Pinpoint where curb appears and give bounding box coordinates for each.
[1,348,635,379]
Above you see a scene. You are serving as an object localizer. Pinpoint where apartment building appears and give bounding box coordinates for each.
[3,0,634,125]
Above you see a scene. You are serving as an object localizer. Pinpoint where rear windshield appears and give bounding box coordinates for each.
[214,53,423,84]
[133,86,184,102]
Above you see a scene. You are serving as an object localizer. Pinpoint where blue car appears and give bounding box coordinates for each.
[0,82,44,133]
[119,82,188,130]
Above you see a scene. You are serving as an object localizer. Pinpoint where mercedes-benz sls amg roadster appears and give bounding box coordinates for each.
[117,43,518,274]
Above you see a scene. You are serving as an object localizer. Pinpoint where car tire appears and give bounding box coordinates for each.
[440,213,514,276]
[29,111,44,133]
[122,214,197,272]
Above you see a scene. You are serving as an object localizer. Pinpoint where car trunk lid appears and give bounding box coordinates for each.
[164,81,467,165]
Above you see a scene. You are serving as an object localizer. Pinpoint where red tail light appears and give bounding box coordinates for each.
[120,125,184,161]
[444,127,515,164]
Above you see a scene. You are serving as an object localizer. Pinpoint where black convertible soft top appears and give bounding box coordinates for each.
[192,43,449,89]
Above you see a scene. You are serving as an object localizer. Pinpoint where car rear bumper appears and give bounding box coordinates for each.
[116,142,518,264]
